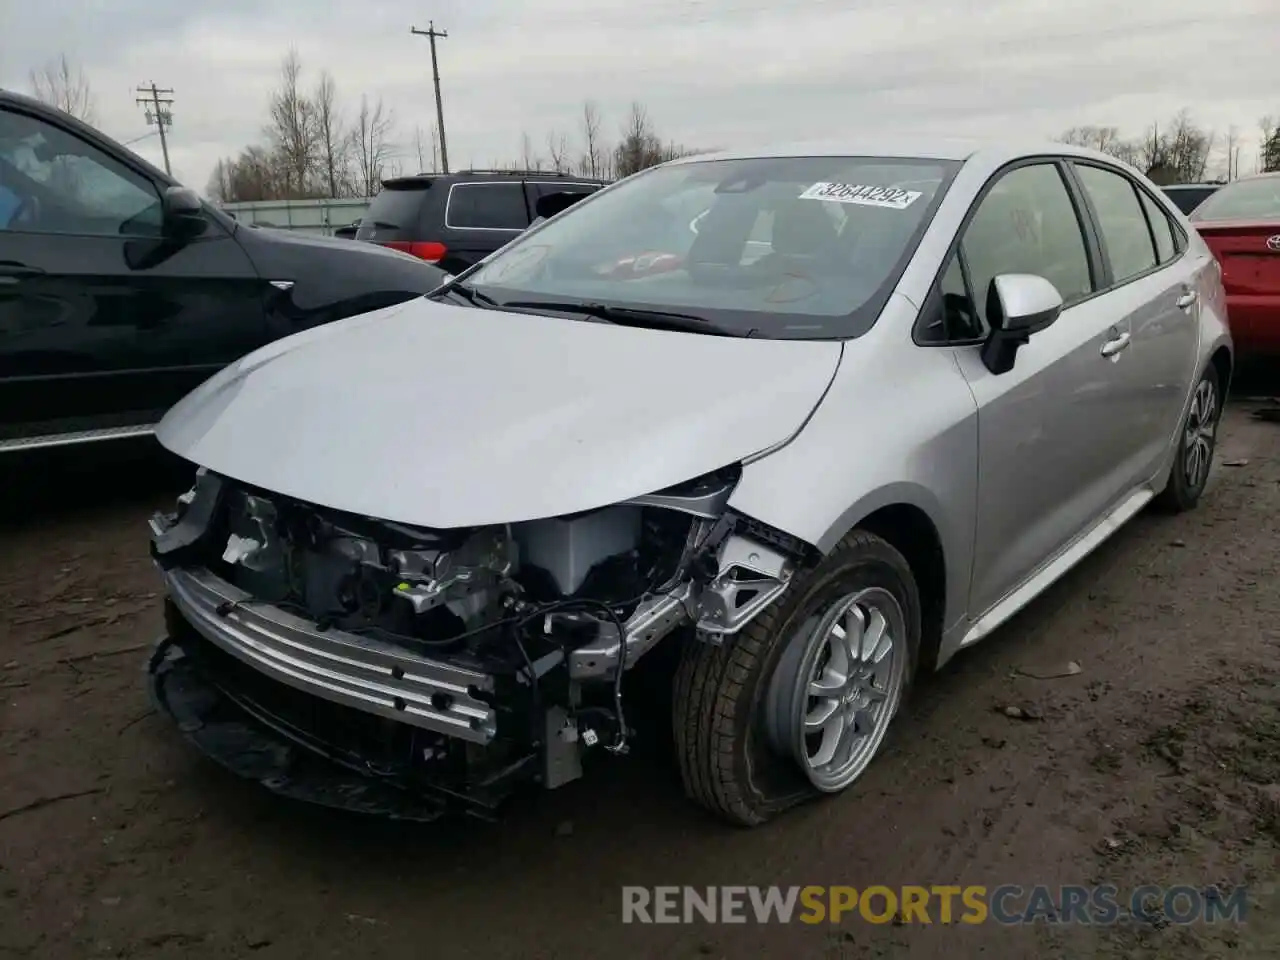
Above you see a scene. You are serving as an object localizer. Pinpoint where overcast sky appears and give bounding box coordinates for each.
[2,0,1276,192]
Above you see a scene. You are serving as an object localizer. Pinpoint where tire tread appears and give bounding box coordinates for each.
[673,529,912,826]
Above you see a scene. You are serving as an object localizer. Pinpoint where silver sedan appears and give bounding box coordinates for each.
[149,136,1232,827]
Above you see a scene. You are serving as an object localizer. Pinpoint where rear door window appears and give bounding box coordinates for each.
[528,181,600,220]
[446,183,529,230]
[1074,164,1159,283]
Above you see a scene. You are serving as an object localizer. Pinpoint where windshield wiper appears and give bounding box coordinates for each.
[430,280,501,308]
[498,300,741,336]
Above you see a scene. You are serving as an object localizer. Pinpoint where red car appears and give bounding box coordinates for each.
[1188,172,1280,355]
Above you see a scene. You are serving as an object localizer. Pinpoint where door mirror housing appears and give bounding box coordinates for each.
[980,273,1064,375]
[161,186,208,241]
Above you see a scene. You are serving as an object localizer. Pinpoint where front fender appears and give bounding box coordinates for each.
[726,304,979,637]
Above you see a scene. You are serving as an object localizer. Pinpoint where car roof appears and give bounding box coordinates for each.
[663,135,1157,171]
[381,169,610,189]
[1217,170,1280,183]
[0,88,45,111]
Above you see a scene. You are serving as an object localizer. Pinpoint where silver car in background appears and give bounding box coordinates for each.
[147,136,1232,828]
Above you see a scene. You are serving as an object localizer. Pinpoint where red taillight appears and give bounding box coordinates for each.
[380,240,447,262]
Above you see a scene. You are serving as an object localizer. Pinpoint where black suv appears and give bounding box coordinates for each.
[355,169,610,274]
[0,90,446,454]
[1160,182,1223,215]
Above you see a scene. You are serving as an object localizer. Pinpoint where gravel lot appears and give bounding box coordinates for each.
[2,404,1278,960]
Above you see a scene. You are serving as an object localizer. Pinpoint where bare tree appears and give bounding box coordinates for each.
[1262,115,1280,173]
[1057,125,1141,167]
[413,125,427,171]
[312,70,348,198]
[579,100,606,177]
[206,159,234,202]
[1223,125,1241,181]
[609,102,704,177]
[352,94,395,197]
[612,102,663,177]
[413,124,440,172]
[546,130,570,172]
[518,132,541,171]
[29,54,95,123]
[218,145,281,202]
[1059,125,1122,153]
[1134,110,1214,184]
[1165,109,1215,182]
[267,50,320,197]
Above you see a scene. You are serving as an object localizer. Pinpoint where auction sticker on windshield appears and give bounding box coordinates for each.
[799,183,922,210]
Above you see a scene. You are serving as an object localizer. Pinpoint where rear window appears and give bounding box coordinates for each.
[1162,186,1217,215]
[1190,178,1280,222]
[446,182,528,229]
[355,184,430,240]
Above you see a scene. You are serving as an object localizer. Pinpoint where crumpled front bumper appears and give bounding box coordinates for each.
[161,565,499,744]
[147,635,455,822]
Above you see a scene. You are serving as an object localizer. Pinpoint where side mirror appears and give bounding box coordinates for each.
[980,273,1063,375]
[161,186,207,241]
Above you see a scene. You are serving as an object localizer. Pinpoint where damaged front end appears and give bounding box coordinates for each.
[147,465,807,821]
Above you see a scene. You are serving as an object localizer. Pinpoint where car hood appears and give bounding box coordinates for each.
[156,299,843,528]
[239,224,446,287]
[255,229,401,256]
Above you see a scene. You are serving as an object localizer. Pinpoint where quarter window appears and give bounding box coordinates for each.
[958,163,1094,330]
[446,182,528,229]
[1074,164,1158,282]
[939,255,982,341]
[0,107,162,237]
[1137,189,1177,264]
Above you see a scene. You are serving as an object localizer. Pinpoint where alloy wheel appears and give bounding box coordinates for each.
[1184,377,1218,490]
[766,587,908,792]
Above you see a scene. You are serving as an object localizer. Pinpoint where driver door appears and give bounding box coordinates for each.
[946,160,1135,618]
[0,102,265,447]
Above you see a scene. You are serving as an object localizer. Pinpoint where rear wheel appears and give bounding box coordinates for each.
[1155,364,1221,513]
[672,530,920,826]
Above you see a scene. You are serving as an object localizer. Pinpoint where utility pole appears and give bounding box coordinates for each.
[135,83,174,175]
[410,21,450,173]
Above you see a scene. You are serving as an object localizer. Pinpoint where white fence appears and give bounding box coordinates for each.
[217,198,371,236]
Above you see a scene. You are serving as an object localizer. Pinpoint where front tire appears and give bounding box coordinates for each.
[672,530,920,827]
[1155,364,1221,513]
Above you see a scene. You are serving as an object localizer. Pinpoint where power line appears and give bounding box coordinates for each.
[410,21,450,174]
[135,83,174,175]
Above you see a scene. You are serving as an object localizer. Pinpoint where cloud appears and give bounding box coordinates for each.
[1,0,1275,189]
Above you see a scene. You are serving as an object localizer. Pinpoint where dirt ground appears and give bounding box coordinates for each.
[2,405,1279,960]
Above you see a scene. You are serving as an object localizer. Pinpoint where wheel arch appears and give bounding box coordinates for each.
[809,486,957,674]
[1209,342,1232,400]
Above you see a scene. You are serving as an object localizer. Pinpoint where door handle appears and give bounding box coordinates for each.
[0,261,44,285]
[1100,332,1131,358]
[1176,289,1198,309]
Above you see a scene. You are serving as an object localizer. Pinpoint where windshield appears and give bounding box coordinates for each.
[463,155,960,338]
[1190,177,1280,222]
